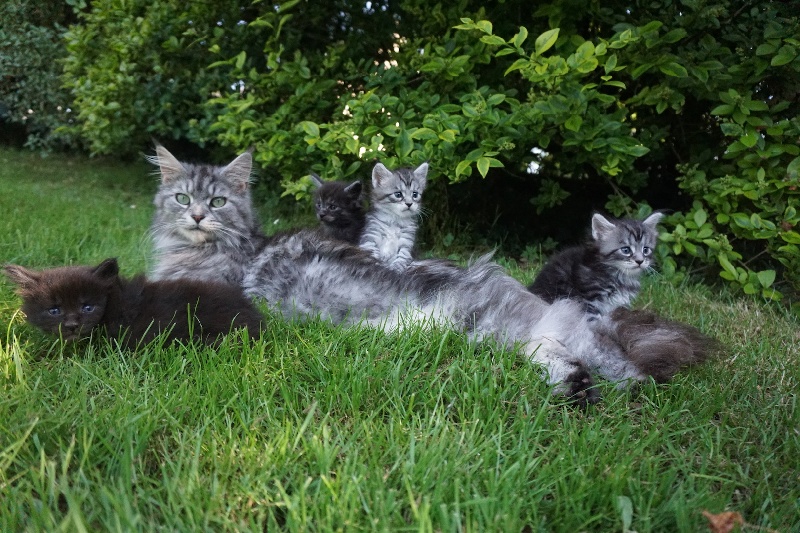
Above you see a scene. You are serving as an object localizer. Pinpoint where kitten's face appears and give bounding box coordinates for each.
[371,162,428,219]
[592,213,663,276]
[4,259,118,341]
[150,146,255,245]
[312,176,363,225]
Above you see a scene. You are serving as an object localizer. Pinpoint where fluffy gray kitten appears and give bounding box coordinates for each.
[149,149,713,405]
[529,212,664,316]
[148,144,264,285]
[359,162,428,271]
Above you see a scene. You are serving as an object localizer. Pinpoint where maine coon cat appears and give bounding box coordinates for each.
[359,162,428,271]
[148,144,264,284]
[529,212,664,316]
[310,173,365,244]
[148,148,713,405]
[4,258,263,347]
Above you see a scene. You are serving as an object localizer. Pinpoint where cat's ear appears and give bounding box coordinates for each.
[643,211,665,229]
[150,144,188,184]
[344,180,362,196]
[372,163,392,187]
[591,213,617,240]
[92,258,119,281]
[222,151,253,193]
[310,173,325,188]
[413,162,429,188]
[3,264,40,293]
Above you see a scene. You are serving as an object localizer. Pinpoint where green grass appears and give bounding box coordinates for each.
[1,147,798,531]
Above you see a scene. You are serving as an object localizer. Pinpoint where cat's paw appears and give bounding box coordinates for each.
[564,364,601,407]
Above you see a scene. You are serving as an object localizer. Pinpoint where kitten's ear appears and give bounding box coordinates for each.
[310,173,324,188]
[3,264,40,293]
[413,162,429,188]
[591,213,617,240]
[643,211,665,229]
[344,180,362,195]
[92,258,119,280]
[222,151,253,193]
[372,163,392,187]
[150,144,188,184]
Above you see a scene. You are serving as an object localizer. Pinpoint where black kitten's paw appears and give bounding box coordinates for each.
[564,365,601,408]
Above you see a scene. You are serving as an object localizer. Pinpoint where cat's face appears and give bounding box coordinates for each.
[592,212,663,276]
[311,175,363,225]
[4,258,118,341]
[370,162,428,219]
[150,145,255,245]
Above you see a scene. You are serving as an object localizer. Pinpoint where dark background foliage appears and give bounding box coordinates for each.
[2,0,799,308]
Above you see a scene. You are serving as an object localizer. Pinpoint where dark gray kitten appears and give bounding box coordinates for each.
[529,212,664,316]
[149,149,712,405]
[148,144,264,285]
[311,174,365,244]
[359,162,427,271]
[4,258,263,347]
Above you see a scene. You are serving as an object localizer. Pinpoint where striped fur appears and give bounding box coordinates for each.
[529,212,663,316]
[359,162,427,271]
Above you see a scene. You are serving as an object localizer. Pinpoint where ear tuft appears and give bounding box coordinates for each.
[372,163,392,187]
[147,144,187,184]
[4,264,40,293]
[222,152,253,192]
[93,258,119,280]
[310,173,324,188]
[591,213,617,240]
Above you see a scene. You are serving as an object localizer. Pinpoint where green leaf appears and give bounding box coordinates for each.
[455,160,471,177]
[659,61,688,77]
[512,26,528,48]
[299,121,320,137]
[718,254,737,277]
[756,43,777,56]
[771,45,797,66]
[395,129,413,158]
[661,28,687,43]
[604,54,618,74]
[693,209,707,228]
[564,115,583,132]
[781,231,800,244]
[740,132,759,148]
[476,20,493,35]
[535,28,560,56]
[786,156,800,178]
[486,94,506,106]
[505,58,528,75]
[480,35,506,46]
[234,51,247,70]
[732,213,752,229]
[711,104,734,116]
[477,157,491,178]
[757,269,776,288]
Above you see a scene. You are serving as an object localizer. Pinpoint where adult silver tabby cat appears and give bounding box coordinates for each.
[148,147,714,405]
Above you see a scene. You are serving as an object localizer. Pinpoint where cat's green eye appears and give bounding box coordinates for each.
[210,197,227,208]
[175,193,191,206]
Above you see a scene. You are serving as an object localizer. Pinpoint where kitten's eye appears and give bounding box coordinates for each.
[412,192,420,200]
[642,246,652,256]
[210,197,227,208]
[329,204,339,211]
[81,304,96,313]
[620,246,632,255]
[48,307,61,316]
[175,193,191,205]
[393,192,403,199]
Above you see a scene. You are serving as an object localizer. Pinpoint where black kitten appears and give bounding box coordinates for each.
[529,212,663,316]
[4,258,263,347]
[311,173,365,244]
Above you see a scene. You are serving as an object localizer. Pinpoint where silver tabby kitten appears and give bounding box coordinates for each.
[359,162,427,271]
[148,145,264,285]
[149,149,713,405]
[529,212,664,316]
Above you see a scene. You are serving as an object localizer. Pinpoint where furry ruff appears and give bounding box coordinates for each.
[608,307,717,382]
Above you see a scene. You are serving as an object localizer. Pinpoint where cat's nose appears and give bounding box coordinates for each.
[191,214,205,223]
[635,258,644,265]
[405,203,413,208]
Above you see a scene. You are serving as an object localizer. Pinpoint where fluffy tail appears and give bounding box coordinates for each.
[609,307,717,382]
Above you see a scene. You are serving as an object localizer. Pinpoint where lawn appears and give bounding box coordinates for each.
[0,147,798,531]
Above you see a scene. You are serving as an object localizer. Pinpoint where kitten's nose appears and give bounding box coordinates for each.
[635,258,644,265]
[405,203,413,208]
[191,214,205,223]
